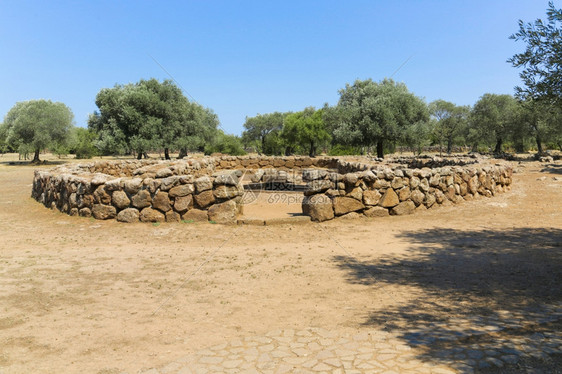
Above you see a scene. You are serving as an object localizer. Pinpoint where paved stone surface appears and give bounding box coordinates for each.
[137,302,562,374]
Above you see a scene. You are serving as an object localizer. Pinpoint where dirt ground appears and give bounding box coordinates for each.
[0,153,560,373]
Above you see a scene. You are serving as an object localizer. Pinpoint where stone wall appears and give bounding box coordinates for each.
[301,162,513,222]
[32,155,513,224]
[32,159,245,224]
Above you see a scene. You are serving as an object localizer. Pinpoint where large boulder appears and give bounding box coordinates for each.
[390,201,416,216]
[364,206,389,218]
[410,189,425,206]
[208,200,238,224]
[169,184,194,198]
[194,190,215,208]
[333,196,365,216]
[304,180,334,196]
[302,194,334,222]
[132,190,152,209]
[112,190,130,210]
[117,208,140,223]
[181,209,208,222]
[363,190,382,206]
[139,207,165,222]
[194,176,212,192]
[174,195,193,213]
[152,191,171,212]
[213,185,243,199]
[92,204,117,220]
[379,188,399,208]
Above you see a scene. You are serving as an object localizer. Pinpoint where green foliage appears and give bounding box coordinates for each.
[327,78,429,158]
[469,94,518,153]
[242,112,285,155]
[281,107,330,157]
[0,123,10,153]
[429,100,470,154]
[70,127,99,159]
[89,78,218,158]
[403,119,433,156]
[3,99,74,162]
[327,144,362,156]
[509,2,562,104]
[204,130,246,155]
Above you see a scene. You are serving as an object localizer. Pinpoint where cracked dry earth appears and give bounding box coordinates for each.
[0,157,561,374]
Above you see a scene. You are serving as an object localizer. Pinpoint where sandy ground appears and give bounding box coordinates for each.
[0,154,561,373]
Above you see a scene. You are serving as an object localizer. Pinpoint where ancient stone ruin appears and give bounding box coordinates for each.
[32,155,512,224]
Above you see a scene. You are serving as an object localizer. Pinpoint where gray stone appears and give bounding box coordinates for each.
[214,173,239,186]
[194,176,213,192]
[159,176,180,191]
[304,180,333,196]
[117,208,140,223]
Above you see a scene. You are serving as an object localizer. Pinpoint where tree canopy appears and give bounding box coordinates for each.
[281,107,330,157]
[429,100,470,154]
[469,94,518,153]
[509,2,562,104]
[241,112,285,154]
[327,78,429,158]
[88,78,218,159]
[3,99,74,162]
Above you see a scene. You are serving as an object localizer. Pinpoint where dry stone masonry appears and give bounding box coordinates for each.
[32,155,512,224]
[302,158,513,222]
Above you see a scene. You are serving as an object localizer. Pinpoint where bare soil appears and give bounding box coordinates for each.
[0,154,560,373]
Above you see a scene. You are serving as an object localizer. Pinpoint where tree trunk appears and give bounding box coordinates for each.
[376,140,384,159]
[143,152,149,159]
[137,151,142,160]
[164,148,170,160]
[178,149,187,159]
[536,135,543,154]
[494,138,503,153]
[309,141,316,157]
[447,137,453,154]
[33,149,40,162]
[260,136,266,155]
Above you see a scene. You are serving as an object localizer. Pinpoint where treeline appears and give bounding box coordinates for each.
[242,79,562,158]
[1,77,561,163]
[0,78,246,162]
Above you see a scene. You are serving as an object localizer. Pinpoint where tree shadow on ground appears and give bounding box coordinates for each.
[333,228,562,372]
[541,163,562,175]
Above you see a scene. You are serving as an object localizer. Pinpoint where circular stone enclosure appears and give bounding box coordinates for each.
[32,155,513,224]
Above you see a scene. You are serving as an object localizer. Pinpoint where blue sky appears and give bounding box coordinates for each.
[0,1,553,135]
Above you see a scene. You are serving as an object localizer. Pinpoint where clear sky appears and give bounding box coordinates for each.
[0,1,553,135]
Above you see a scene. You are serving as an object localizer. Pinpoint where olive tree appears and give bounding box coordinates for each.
[89,78,217,159]
[327,78,428,158]
[3,99,74,162]
[281,107,330,157]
